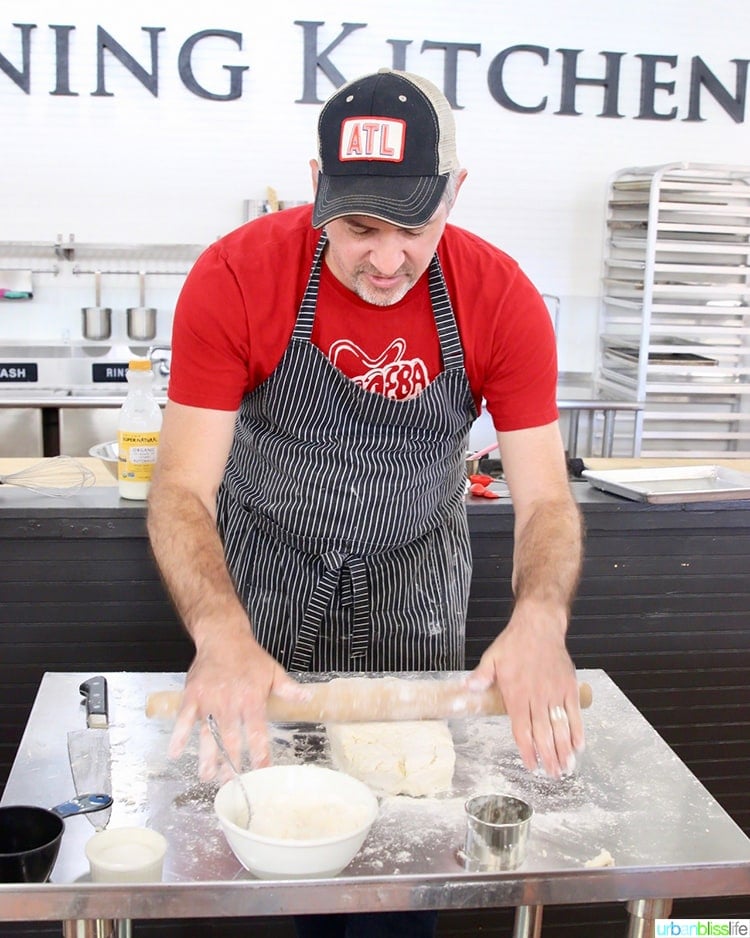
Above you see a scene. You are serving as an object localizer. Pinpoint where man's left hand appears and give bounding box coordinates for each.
[468,599,585,778]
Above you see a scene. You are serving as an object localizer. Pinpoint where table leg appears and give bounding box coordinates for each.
[601,410,616,457]
[567,410,580,457]
[62,920,132,938]
[625,898,673,938]
[513,904,543,938]
[41,406,61,457]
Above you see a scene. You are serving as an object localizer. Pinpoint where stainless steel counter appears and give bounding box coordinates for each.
[1,670,749,926]
[0,389,167,408]
[0,390,167,459]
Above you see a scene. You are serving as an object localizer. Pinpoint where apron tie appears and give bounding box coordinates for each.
[290,553,371,670]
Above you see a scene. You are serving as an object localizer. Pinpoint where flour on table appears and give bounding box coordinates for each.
[326,721,455,797]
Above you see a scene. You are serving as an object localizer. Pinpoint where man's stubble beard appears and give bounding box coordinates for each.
[351,267,416,307]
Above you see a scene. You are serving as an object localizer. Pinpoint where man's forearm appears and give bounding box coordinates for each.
[147,485,249,646]
[511,495,584,619]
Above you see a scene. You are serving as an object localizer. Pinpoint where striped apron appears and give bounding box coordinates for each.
[217,233,478,674]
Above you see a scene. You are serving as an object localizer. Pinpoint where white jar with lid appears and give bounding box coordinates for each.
[117,360,163,500]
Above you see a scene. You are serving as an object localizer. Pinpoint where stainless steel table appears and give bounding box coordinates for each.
[1,670,748,935]
[556,374,644,458]
[557,398,643,458]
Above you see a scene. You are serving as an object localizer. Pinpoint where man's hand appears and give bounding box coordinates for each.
[168,626,308,782]
[469,599,585,779]
[484,424,585,780]
[147,402,311,782]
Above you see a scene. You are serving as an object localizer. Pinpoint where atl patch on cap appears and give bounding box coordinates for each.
[313,69,459,229]
[338,117,406,163]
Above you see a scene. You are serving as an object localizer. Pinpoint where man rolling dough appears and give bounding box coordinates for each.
[148,67,584,938]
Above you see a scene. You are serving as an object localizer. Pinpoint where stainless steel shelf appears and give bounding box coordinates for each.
[0,237,206,263]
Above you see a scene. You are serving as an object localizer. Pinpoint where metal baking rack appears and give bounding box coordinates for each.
[597,162,750,457]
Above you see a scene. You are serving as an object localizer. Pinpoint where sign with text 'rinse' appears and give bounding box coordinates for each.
[92,363,128,383]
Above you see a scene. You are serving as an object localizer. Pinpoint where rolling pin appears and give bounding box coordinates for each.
[146,675,593,724]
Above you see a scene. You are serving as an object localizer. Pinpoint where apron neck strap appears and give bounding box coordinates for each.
[427,251,465,371]
[292,231,328,342]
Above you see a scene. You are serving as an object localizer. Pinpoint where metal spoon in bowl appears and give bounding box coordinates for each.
[206,714,252,828]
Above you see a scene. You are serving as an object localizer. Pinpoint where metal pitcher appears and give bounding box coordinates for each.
[127,272,157,341]
[82,272,112,340]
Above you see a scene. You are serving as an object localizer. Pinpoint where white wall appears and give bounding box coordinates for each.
[2,0,748,371]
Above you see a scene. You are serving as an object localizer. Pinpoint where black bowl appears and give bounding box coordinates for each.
[0,806,64,883]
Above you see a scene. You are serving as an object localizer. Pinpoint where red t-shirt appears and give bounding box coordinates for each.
[169,205,558,432]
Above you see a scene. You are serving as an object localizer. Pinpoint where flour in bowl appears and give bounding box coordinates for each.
[246,796,372,841]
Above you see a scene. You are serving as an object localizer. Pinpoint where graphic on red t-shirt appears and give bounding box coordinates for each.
[328,338,430,399]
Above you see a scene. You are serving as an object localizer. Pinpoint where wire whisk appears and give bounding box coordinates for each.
[0,456,97,498]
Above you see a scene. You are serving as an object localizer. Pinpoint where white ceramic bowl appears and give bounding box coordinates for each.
[89,440,119,480]
[214,764,379,879]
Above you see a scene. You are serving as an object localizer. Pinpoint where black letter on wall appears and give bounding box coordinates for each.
[635,54,677,120]
[556,49,625,117]
[420,41,481,109]
[687,56,748,122]
[294,21,367,103]
[92,26,165,97]
[178,30,248,100]
[0,23,36,93]
[487,45,549,113]
[49,24,77,96]
[387,39,412,71]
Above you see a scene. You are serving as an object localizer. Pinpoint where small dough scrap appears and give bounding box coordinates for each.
[584,848,615,868]
[326,720,455,797]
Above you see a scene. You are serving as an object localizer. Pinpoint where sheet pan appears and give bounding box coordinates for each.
[581,464,750,503]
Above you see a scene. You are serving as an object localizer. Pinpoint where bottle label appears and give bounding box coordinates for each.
[118,430,160,484]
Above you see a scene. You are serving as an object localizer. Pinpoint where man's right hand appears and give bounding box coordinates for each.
[167,626,308,782]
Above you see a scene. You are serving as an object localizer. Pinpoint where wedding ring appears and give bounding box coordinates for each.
[549,705,567,723]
